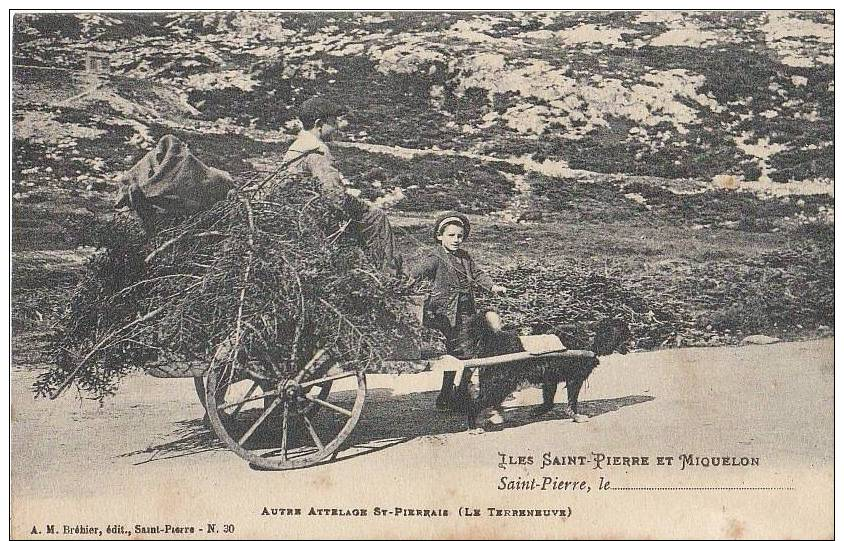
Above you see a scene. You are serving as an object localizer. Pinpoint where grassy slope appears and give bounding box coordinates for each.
[13,199,832,368]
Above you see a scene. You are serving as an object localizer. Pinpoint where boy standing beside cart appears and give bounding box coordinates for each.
[406,212,507,418]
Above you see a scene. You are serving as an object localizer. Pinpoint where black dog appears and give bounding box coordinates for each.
[464,314,631,428]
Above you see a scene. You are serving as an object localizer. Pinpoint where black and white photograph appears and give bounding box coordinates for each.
[9,9,834,539]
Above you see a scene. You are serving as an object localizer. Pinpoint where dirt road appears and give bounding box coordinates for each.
[11,339,833,539]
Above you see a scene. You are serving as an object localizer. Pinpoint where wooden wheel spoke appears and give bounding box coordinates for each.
[281,402,290,461]
[238,397,282,446]
[226,381,259,416]
[303,395,352,417]
[219,389,277,412]
[299,371,356,389]
[294,348,328,383]
[300,413,324,451]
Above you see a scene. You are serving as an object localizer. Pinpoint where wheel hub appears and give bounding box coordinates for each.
[281,380,301,399]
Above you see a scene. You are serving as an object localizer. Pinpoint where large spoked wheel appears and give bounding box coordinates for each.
[205,364,366,470]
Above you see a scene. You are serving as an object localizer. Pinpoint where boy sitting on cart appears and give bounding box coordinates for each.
[261,96,403,275]
[406,212,507,421]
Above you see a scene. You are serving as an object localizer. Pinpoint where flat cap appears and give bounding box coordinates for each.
[433,211,470,242]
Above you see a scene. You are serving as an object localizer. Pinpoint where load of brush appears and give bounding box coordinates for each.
[34,177,427,401]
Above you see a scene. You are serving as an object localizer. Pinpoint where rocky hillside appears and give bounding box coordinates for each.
[11,11,835,358]
[12,11,834,224]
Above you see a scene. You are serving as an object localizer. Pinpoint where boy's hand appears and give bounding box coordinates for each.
[491,285,508,294]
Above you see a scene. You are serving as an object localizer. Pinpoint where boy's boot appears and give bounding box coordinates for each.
[435,371,457,411]
[451,368,473,407]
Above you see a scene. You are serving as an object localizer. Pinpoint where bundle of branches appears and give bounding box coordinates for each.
[34,179,425,401]
[32,214,153,398]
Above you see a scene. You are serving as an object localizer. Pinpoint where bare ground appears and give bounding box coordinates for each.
[11,338,833,539]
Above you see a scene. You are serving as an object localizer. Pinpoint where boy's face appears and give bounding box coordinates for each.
[437,224,465,253]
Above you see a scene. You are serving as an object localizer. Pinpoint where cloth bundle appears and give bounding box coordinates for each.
[114,134,234,217]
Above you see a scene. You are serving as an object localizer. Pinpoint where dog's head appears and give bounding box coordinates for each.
[590,318,632,356]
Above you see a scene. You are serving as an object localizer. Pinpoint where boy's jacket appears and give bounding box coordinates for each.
[407,246,494,330]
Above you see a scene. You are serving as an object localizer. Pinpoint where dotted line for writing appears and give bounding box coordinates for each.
[610,487,794,491]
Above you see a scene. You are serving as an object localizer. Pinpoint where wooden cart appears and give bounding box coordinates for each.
[148,341,596,471]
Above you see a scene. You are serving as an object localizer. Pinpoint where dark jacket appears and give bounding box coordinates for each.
[407,246,494,332]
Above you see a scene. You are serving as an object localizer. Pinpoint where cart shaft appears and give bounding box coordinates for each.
[462,349,595,369]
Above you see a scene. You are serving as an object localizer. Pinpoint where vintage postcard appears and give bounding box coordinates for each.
[10,10,834,539]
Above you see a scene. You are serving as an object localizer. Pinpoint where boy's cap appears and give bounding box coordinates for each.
[433,211,470,241]
[297,96,347,121]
